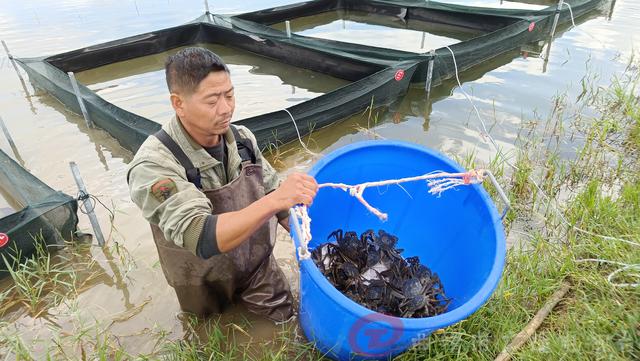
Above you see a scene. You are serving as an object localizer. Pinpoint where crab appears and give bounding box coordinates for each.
[365,244,381,268]
[409,260,433,284]
[397,277,428,317]
[333,261,360,289]
[379,257,408,285]
[362,279,386,303]
[375,230,398,250]
[311,243,334,274]
[312,228,451,319]
[328,229,366,266]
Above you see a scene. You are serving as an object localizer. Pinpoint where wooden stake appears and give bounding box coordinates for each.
[494,281,571,361]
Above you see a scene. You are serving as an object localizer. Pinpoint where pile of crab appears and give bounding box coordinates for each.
[311,229,450,318]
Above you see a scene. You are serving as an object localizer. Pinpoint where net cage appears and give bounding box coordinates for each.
[2,0,604,275]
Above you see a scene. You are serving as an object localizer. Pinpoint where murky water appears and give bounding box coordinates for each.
[271,0,633,170]
[272,10,483,53]
[0,0,637,358]
[76,44,348,124]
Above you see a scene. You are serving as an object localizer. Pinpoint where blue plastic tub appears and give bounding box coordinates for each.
[290,140,506,360]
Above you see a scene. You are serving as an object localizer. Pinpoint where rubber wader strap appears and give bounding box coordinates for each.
[230,125,256,164]
[153,129,203,189]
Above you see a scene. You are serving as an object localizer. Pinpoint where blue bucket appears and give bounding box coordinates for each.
[289,141,506,360]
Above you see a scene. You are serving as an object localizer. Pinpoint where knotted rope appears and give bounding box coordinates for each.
[295,169,487,259]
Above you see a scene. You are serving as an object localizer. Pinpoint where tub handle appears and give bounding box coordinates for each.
[485,170,511,220]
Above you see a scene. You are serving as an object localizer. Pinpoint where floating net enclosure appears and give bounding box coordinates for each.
[0,149,78,276]
[16,0,602,152]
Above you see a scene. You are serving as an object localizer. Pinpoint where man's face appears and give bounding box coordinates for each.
[172,70,235,138]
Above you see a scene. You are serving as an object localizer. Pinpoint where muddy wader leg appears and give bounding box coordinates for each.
[239,255,294,323]
[173,282,234,318]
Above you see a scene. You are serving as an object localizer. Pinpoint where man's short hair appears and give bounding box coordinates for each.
[165,47,229,94]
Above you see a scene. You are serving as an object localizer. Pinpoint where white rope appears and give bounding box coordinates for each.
[320,169,487,221]
[294,170,487,259]
[576,259,640,288]
[281,107,318,259]
[282,108,318,156]
[294,206,312,260]
[559,2,607,48]
[562,2,577,29]
[444,46,500,153]
[444,42,638,288]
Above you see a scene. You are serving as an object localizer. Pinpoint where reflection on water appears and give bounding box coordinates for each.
[75,44,348,124]
[437,0,549,10]
[272,10,484,53]
[267,1,631,172]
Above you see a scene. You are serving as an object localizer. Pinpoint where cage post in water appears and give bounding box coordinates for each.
[550,0,565,36]
[2,40,30,96]
[67,72,93,128]
[0,116,18,158]
[70,162,105,246]
[543,0,564,74]
[0,116,24,166]
[542,33,554,73]
[285,20,292,38]
[2,40,25,83]
[204,0,212,22]
[608,0,617,20]
[425,50,436,100]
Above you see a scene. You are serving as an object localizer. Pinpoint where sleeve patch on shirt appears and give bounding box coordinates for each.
[151,179,177,202]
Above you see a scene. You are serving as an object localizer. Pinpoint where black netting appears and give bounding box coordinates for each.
[15,0,604,153]
[0,149,78,275]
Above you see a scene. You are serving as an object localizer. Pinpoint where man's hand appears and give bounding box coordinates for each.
[214,173,317,253]
[268,173,318,210]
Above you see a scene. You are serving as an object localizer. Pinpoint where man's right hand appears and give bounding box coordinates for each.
[269,172,318,210]
[214,173,317,253]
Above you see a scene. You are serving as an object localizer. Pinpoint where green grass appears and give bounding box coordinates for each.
[0,235,102,318]
[397,178,639,360]
[158,316,320,361]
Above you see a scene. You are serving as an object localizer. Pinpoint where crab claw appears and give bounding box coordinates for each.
[327,229,343,241]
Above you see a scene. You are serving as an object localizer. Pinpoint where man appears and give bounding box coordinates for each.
[127,47,318,323]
